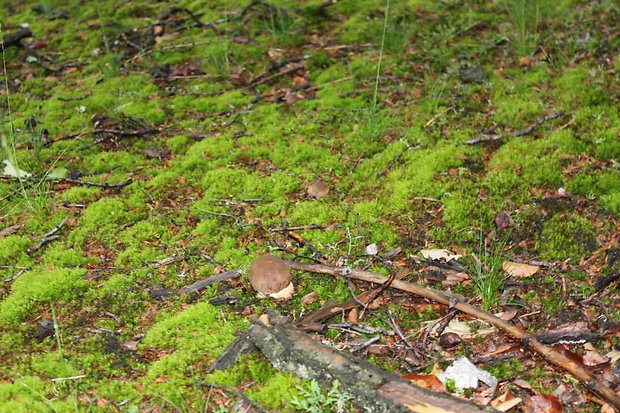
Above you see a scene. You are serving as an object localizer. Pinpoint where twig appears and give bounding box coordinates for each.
[351,335,381,353]
[0,175,132,189]
[29,219,67,253]
[465,111,565,145]
[268,224,326,232]
[175,269,241,295]
[285,260,620,410]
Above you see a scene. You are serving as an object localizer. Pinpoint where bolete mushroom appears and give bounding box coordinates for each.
[248,255,294,300]
[307,180,329,199]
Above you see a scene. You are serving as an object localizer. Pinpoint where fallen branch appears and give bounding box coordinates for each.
[285,260,620,411]
[175,269,241,295]
[0,28,32,48]
[0,175,132,189]
[464,112,565,145]
[29,219,67,253]
[246,311,498,413]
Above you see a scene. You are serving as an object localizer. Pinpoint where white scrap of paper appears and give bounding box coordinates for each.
[437,357,498,391]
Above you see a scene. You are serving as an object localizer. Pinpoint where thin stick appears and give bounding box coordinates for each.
[285,260,620,410]
[464,111,565,145]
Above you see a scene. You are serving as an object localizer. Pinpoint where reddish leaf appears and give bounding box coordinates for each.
[402,374,445,392]
[524,394,563,413]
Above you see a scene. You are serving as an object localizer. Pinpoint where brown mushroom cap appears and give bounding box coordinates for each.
[248,255,293,298]
[307,180,329,199]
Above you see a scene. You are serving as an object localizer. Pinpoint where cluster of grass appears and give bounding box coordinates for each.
[0,0,618,410]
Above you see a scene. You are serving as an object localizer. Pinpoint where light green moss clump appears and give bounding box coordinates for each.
[0,268,86,326]
[0,235,33,267]
[537,213,595,261]
[69,197,137,247]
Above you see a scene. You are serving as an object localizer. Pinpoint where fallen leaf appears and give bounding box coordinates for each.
[442,271,470,287]
[2,159,32,178]
[0,224,22,238]
[496,309,518,321]
[502,261,540,278]
[402,374,445,392]
[420,249,462,261]
[491,392,522,412]
[347,307,359,324]
[513,379,533,390]
[427,318,496,339]
[301,291,318,305]
[523,393,563,413]
[583,343,609,366]
[493,211,514,230]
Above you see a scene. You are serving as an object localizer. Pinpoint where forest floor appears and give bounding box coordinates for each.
[0,0,619,412]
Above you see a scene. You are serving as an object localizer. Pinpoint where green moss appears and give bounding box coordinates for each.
[249,373,300,409]
[0,268,86,325]
[537,213,595,261]
[39,244,90,268]
[142,301,246,362]
[69,197,137,247]
[57,186,102,203]
[1,0,618,408]
[0,235,33,267]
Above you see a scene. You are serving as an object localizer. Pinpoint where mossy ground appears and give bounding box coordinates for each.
[1,0,619,411]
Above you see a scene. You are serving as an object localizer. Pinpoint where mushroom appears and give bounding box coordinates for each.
[248,255,294,300]
[307,180,329,199]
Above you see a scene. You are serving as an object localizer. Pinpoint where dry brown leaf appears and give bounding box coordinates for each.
[347,307,359,324]
[513,379,533,390]
[301,291,318,305]
[583,343,609,366]
[442,271,470,287]
[420,248,462,261]
[524,393,564,413]
[491,392,522,412]
[402,373,445,392]
[502,261,540,278]
[426,318,495,339]
[496,309,518,321]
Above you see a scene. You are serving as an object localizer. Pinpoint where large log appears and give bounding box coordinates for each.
[247,311,498,413]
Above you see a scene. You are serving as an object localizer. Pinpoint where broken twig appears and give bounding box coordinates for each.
[465,111,565,145]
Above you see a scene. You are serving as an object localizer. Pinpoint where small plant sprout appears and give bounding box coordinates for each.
[469,237,508,311]
[291,380,353,413]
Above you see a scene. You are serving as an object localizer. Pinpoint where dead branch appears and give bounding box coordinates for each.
[285,260,620,411]
[175,269,241,295]
[247,311,498,413]
[268,224,327,232]
[465,111,565,145]
[28,219,67,254]
[1,28,32,48]
[0,175,132,189]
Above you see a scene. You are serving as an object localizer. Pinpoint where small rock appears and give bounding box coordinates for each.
[365,243,379,256]
[36,319,55,341]
[459,65,488,84]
